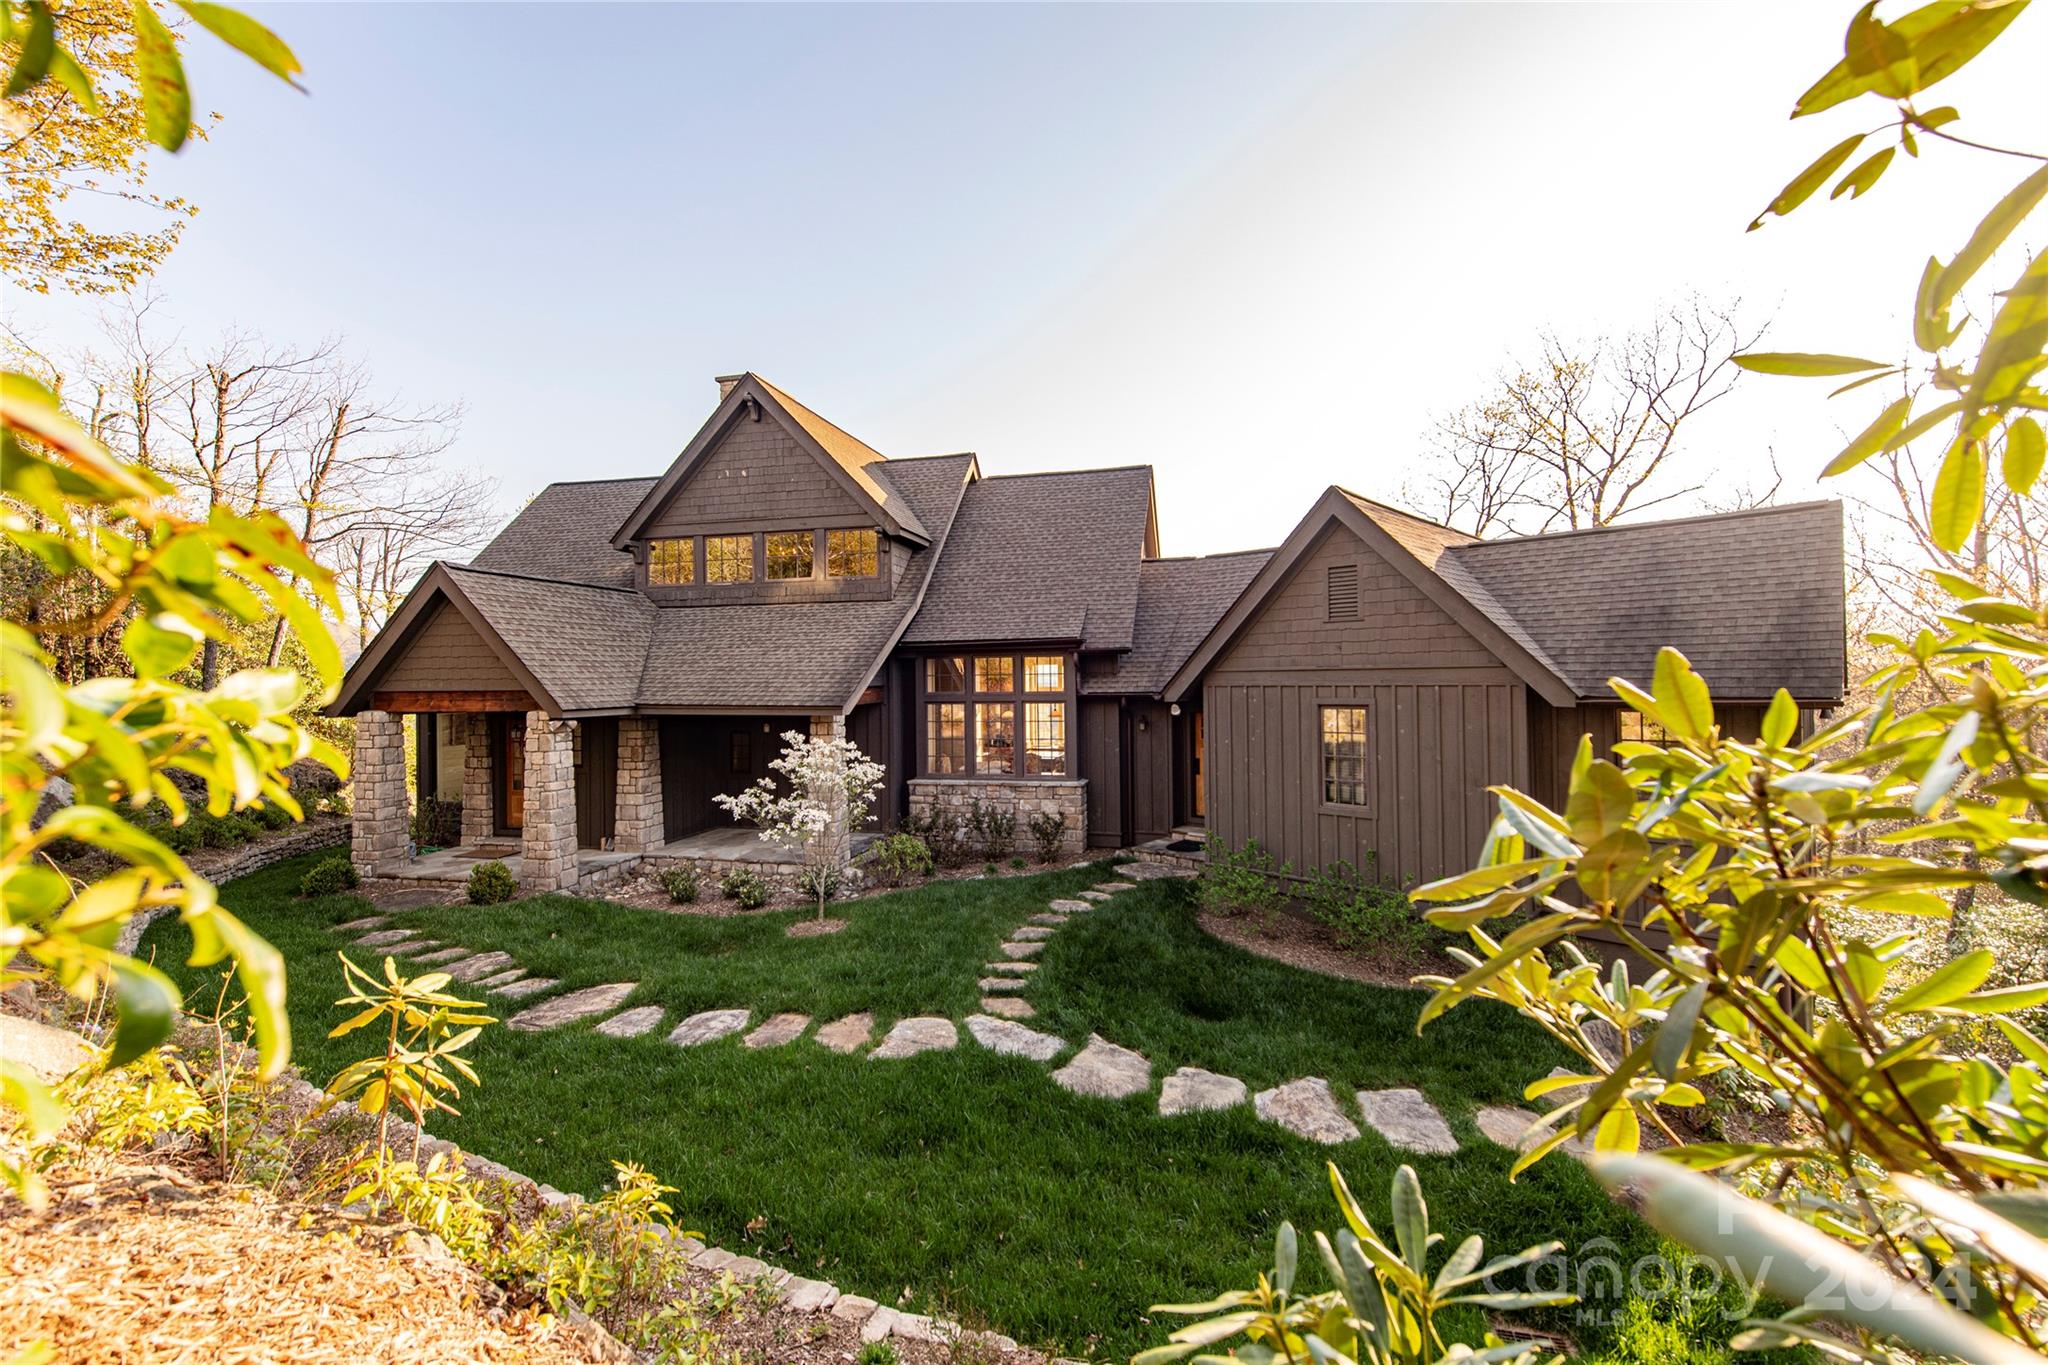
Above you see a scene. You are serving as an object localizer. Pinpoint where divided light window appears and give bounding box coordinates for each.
[1320,705,1369,807]
[827,528,879,577]
[649,537,694,585]
[766,531,814,580]
[706,534,754,583]
[1619,710,1673,746]
[924,653,1070,777]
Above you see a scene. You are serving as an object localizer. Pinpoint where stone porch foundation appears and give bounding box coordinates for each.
[520,713,578,893]
[350,711,410,877]
[905,777,1088,859]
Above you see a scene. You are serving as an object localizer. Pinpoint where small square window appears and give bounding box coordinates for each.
[706,534,754,583]
[766,531,814,580]
[827,528,879,577]
[1321,705,1369,807]
[1024,655,1065,692]
[926,656,966,693]
[977,702,1015,774]
[975,655,1014,693]
[927,702,966,774]
[649,538,694,585]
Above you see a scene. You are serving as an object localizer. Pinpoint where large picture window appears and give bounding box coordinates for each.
[649,537,693,585]
[1320,705,1369,807]
[706,534,755,583]
[922,651,1073,778]
[765,531,814,580]
[827,528,879,577]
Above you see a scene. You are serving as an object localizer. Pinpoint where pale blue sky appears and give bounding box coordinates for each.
[14,2,2046,556]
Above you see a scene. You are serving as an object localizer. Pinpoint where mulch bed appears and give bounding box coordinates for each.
[785,918,849,938]
[604,857,1090,918]
[1197,908,1456,991]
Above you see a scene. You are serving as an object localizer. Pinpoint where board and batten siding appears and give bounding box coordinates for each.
[1201,523,1528,887]
[376,603,523,693]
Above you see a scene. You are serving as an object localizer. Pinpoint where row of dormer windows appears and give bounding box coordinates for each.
[646,528,880,586]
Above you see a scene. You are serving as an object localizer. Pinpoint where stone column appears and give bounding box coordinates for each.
[520,713,578,893]
[808,712,851,871]
[350,710,410,877]
[614,716,665,853]
[454,714,495,845]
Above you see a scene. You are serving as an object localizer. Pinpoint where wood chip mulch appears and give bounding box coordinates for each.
[1197,909,1455,991]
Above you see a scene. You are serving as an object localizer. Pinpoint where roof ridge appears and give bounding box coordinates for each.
[1144,548,1278,564]
[537,475,660,488]
[978,463,1153,482]
[1334,488,1479,540]
[1456,498,1840,549]
[446,561,643,596]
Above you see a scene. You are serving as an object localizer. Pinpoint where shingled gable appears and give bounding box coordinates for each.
[333,562,564,715]
[1164,487,1581,707]
[609,372,930,551]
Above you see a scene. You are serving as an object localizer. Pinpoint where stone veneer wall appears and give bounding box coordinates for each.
[453,713,495,845]
[808,713,851,872]
[349,711,410,877]
[614,716,663,853]
[905,777,1088,859]
[520,714,578,892]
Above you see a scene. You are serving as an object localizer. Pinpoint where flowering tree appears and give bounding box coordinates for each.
[714,729,884,922]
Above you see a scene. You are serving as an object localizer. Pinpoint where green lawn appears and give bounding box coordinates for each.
[141,853,1781,1363]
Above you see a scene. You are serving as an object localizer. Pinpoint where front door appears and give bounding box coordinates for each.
[1192,708,1206,819]
[502,715,526,830]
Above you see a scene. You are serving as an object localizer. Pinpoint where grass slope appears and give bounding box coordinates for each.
[141,854,1778,1362]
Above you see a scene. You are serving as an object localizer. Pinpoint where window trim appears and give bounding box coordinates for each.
[647,536,696,586]
[1317,702,1373,813]
[917,650,1075,779]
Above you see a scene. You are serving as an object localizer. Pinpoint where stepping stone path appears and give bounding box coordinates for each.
[1049,899,1093,913]
[596,1006,666,1039]
[1159,1066,1248,1116]
[495,977,557,999]
[980,997,1034,1019]
[870,1017,956,1059]
[978,977,1027,993]
[387,939,445,957]
[669,1009,751,1047]
[1255,1078,1359,1145]
[1090,882,1139,895]
[984,961,1035,976]
[507,982,636,1032]
[413,947,471,966]
[814,1013,873,1054]
[1076,891,1111,903]
[445,951,516,983]
[744,1013,810,1049]
[998,941,1044,959]
[1011,925,1055,941]
[335,916,388,932]
[472,969,526,989]
[1357,1087,1458,1155]
[1476,1104,1591,1158]
[966,1014,1065,1062]
[356,928,423,948]
[1028,913,1067,926]
[1052,1035,1150,1099]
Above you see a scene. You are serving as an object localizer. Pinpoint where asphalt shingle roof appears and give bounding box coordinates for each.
[901,466,1154,652]
[1085,551,1273,696]
[441,565,652,712]
[470,478,653,588]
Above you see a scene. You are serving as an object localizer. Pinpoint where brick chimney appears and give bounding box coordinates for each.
[716,373,746,401]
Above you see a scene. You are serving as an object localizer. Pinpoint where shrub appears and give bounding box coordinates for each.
[904,807,966,868]
[658,865,701,904]
[965,798,1015,862]
[794,863,841,904]
[161,822,202,854]
[1304,858,1439,963]
[411,796,462,849]
[1008,855,1026,870]
[866,832,933,887]
[1027,809,1068,863]
[300,856,360,898]
[467,860,517,905]
[320,789,352,816]
[1196,839,1290,918]
[719,868,770,910]
[252,802,294,831]
[199,811,261,848]
[856,1344,900,1365]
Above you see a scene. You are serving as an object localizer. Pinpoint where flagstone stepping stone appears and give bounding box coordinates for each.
[870,1016,956,1059]
[783,1276,840,1313]
[596,1006,666,1038]
[979,977,1028,993]
[386,938,443,956]
[356,928,424,947]
[335,916,388,932]
[1120,861,1192,881]
[410,946,469,965]
[1051,1035,1150,1099]
[1011,925,1055,941]
[744,1013,810,1049]
[1076,891,1111,902]
[507,982,636,1031]
[998,941,1044,959]
[966,1014,1065,1062]
[445,951,516,982]
[981,997,1035,1019]
[812,1013,873,1054]
[984,961,1036,975]
[1475,1105,1591,1157]
[1028,913,1068,926]
[1357,1087,1458,1155]
[1049,899,1093,912]
[472,969,526,989]
[1255,1078,1359,1145]
[1159,1066,1248,1116]
[668,1009,751,1047]
[494,976,558,999]
[1091,882,1139,894]
[1539,1066,1594,1108]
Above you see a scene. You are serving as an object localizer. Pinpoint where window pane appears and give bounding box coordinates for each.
[926,656,965,693]
[706,534,754,583]
[1024,702,1067,774]
[1620,710,1670,745]
[1321,705,1368,806]
[765,531,814,580]
[975,655,1014,693]
[1023,655,1065,692]
[926,702,966,774]
[649,538,693,585]
[729,732,751,773]
[827,528,879,577]
[977,702,1015,774]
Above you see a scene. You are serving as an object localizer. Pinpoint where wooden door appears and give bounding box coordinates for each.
[1192,708,1205,819]
[503,716,526,829]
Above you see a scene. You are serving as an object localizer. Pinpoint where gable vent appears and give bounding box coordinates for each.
[1327,563,1360,621]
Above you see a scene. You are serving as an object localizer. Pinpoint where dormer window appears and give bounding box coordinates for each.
[827,528,879,578]
[766,531,814,580]
[706,534,754,583]
[649,537,694,585]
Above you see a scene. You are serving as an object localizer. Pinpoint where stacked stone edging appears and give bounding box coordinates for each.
[115,818,353,956]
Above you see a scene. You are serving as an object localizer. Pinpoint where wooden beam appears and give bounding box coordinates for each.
[372,690,537,714]
[856,686,883,707]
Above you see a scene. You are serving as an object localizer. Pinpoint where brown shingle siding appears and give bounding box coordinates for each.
[644,419,865,534]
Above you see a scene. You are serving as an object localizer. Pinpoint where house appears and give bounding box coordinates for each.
[332,374,1846,894]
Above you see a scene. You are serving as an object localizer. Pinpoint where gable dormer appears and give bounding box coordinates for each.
[610,373,929,605]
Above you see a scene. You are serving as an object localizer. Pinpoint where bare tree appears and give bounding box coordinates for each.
[1409,297,1768,535]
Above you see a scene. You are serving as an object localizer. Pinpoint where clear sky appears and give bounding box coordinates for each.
[13,1,2046,557]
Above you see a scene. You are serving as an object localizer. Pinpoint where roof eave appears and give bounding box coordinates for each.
[328,564,566,718]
